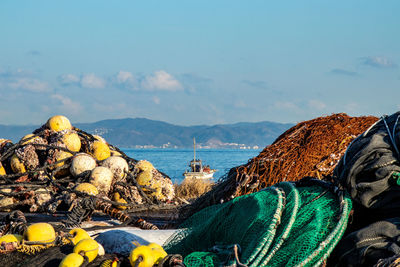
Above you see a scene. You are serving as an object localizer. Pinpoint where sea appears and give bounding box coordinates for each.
[122,148,262,184]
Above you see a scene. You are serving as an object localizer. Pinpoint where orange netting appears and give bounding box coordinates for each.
[231,113,378,197]
[183,113,378,218]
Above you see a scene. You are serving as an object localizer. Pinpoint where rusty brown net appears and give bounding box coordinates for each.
[181,113,378,218]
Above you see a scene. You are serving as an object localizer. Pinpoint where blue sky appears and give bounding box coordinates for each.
[0,1,399,126]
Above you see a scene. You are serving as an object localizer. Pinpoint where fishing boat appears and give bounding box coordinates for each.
[183,138,216,179]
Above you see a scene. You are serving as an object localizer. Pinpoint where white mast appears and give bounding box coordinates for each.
[193,137,196,162]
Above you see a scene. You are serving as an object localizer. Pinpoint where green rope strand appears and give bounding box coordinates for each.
[261,182,300,266]
[247,186,285,267]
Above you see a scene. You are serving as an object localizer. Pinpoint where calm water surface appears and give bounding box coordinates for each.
[122,149,261,184]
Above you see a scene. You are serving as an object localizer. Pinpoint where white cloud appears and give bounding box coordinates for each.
[361,56,397,68]
[0,69,51,93]
[308,100,326,111]
[116,71,135,84]
[142,70,183,91]
[114,70,137,89]
[58,74,80,86]
[51,94,83,114]
[8,78,51,92]
[80,73,106,89]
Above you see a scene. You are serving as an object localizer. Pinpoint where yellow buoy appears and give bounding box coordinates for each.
[0,163,6,176]
[23,223,56,245]
[110,149,122,157]
[47,115,72,132]
[62,132,81,152]
[0,139,11,145]
[93,135,107,143]
[73,238,99,263]
[147,243,167,265]
[10,154,26,173]
[59,253,84,267]
[151,185,165,202]
[0,234,23,244]
[135,160,154,172]
[69,228,91,246]
[52,150,73,177]
[129,245,155,267]
[113,192,128,210]
[136,171,152,186]
[53,150,73,169]
[20,134,36,145]
[75,183,99,196]
[91,141,111,161]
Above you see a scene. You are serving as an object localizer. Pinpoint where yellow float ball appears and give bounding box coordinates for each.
[59,253,84,267]
[54,150,73,169]
[135,160,154,172]
[23,223,56,245]
[136,171,152,186]
[73,238,99,263]
[93,135,107,143]
[47,115,72,132]
[20,134,36,145]
[62,132,81,152]
[147,243,168,265]
[91,141,110,161]
[10,154,26,173]
[0,163,6,176]
[113,192,128,210]
[75,183,99,196]
[69,228,91,246]
[0,234,23,244]
[110,149,122,156]
[129,245,155,267]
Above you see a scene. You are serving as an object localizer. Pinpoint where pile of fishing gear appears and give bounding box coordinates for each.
[165,178,352,266]
[0,115,175,229]
[330,111,400,266]
[183,113,377,218]
[4,111,400,266]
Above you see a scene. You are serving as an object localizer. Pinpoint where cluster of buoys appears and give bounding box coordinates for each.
[60,228,104,266]
[129,242,168,267]
[0,115,175,213]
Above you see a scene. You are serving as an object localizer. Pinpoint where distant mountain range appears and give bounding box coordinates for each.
[0,118,293,149]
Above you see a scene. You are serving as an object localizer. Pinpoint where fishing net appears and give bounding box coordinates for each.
[165,178,352,267]
[0,116,177,229]
[181,113,376,219]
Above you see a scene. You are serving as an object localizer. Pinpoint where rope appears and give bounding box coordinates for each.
[382,115,400,157]
[261,182,300,265]
[247,186,285,266]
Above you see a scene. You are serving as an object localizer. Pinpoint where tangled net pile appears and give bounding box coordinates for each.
[0,115,175,228]
[184,113,377,217]
[166,179,352,267]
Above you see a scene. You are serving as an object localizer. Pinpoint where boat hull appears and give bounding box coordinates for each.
[184,171,215,179]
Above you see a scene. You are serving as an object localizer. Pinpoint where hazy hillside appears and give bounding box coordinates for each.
[0,118,293,148]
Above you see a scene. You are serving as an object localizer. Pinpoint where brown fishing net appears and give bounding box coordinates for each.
[182,113,378,218]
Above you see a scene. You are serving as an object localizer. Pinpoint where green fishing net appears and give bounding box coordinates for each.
[164,180,352,266]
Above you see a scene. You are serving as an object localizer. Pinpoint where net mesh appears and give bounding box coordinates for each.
[164,180,352,267]
[183,114,376,219]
